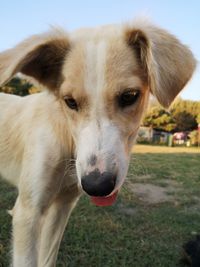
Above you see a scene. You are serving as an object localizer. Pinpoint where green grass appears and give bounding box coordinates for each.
[0,151,200,266]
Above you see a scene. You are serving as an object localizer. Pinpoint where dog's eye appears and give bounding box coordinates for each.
[64,97,78,111]
[118,89,140,108]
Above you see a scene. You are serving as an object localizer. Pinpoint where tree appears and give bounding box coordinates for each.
[170,98,200,121]
[197,113,200,124]
[143,98,200,132]
[143,106,176,132]
[174,111,197,131]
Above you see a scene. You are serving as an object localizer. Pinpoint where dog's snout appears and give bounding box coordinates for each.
[81,169,116,197]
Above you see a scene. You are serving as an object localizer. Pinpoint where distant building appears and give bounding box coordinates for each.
[137,126,153,142]
[173,132,188,145]
[137,127,172,145]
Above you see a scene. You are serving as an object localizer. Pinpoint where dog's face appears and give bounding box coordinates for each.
[0,21,196,200]
[59,35,149,196]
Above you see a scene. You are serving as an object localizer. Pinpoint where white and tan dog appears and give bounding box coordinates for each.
[0,20,196,266]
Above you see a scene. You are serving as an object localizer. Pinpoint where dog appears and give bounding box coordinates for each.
[181,235,200,267]
[0,19,196,266]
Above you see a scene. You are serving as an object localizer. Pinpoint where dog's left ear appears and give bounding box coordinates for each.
[0,30,70,90]
[125,22,197,107]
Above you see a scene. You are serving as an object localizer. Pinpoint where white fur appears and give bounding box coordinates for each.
[76,118,128,190]
[84,41,107,98]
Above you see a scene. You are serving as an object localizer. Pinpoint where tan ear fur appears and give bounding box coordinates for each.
[0,30,70,90]
[125,21,197,107]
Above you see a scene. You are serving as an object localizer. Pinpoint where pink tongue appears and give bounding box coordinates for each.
[91,191,118,206]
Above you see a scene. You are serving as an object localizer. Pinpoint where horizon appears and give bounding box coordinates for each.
[0,0,199,101]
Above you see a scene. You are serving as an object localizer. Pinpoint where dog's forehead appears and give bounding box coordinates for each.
[62,26,141,99]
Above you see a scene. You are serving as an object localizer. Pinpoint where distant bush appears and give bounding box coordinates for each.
[189,130,199,146]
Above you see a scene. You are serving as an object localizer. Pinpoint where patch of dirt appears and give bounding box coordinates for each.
[135,174,153,180]
[117,203,137,216]
[157,179,182,190]
[129,183,179,204]
[163,180,181,187]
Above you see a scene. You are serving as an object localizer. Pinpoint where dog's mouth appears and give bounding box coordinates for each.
[90,191,118,206]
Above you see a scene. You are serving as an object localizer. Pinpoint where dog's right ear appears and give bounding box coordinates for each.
[0,30,70,90]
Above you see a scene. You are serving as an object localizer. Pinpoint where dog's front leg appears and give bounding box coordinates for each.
[38,183,81,267]
[12,197,42,267]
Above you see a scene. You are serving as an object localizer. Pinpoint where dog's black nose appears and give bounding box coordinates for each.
[81,169,116,197]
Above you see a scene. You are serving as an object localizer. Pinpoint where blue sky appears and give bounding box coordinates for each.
[0,0,199,100]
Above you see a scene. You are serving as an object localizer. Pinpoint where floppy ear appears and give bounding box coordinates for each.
[0,30,70,90]
[125,21,197,107]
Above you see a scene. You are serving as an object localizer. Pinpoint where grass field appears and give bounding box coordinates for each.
[0,145,200,267]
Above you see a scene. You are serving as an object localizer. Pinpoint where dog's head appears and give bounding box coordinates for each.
[0,21,196,204]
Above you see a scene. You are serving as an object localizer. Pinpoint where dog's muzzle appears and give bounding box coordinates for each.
[81,169,116,197]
